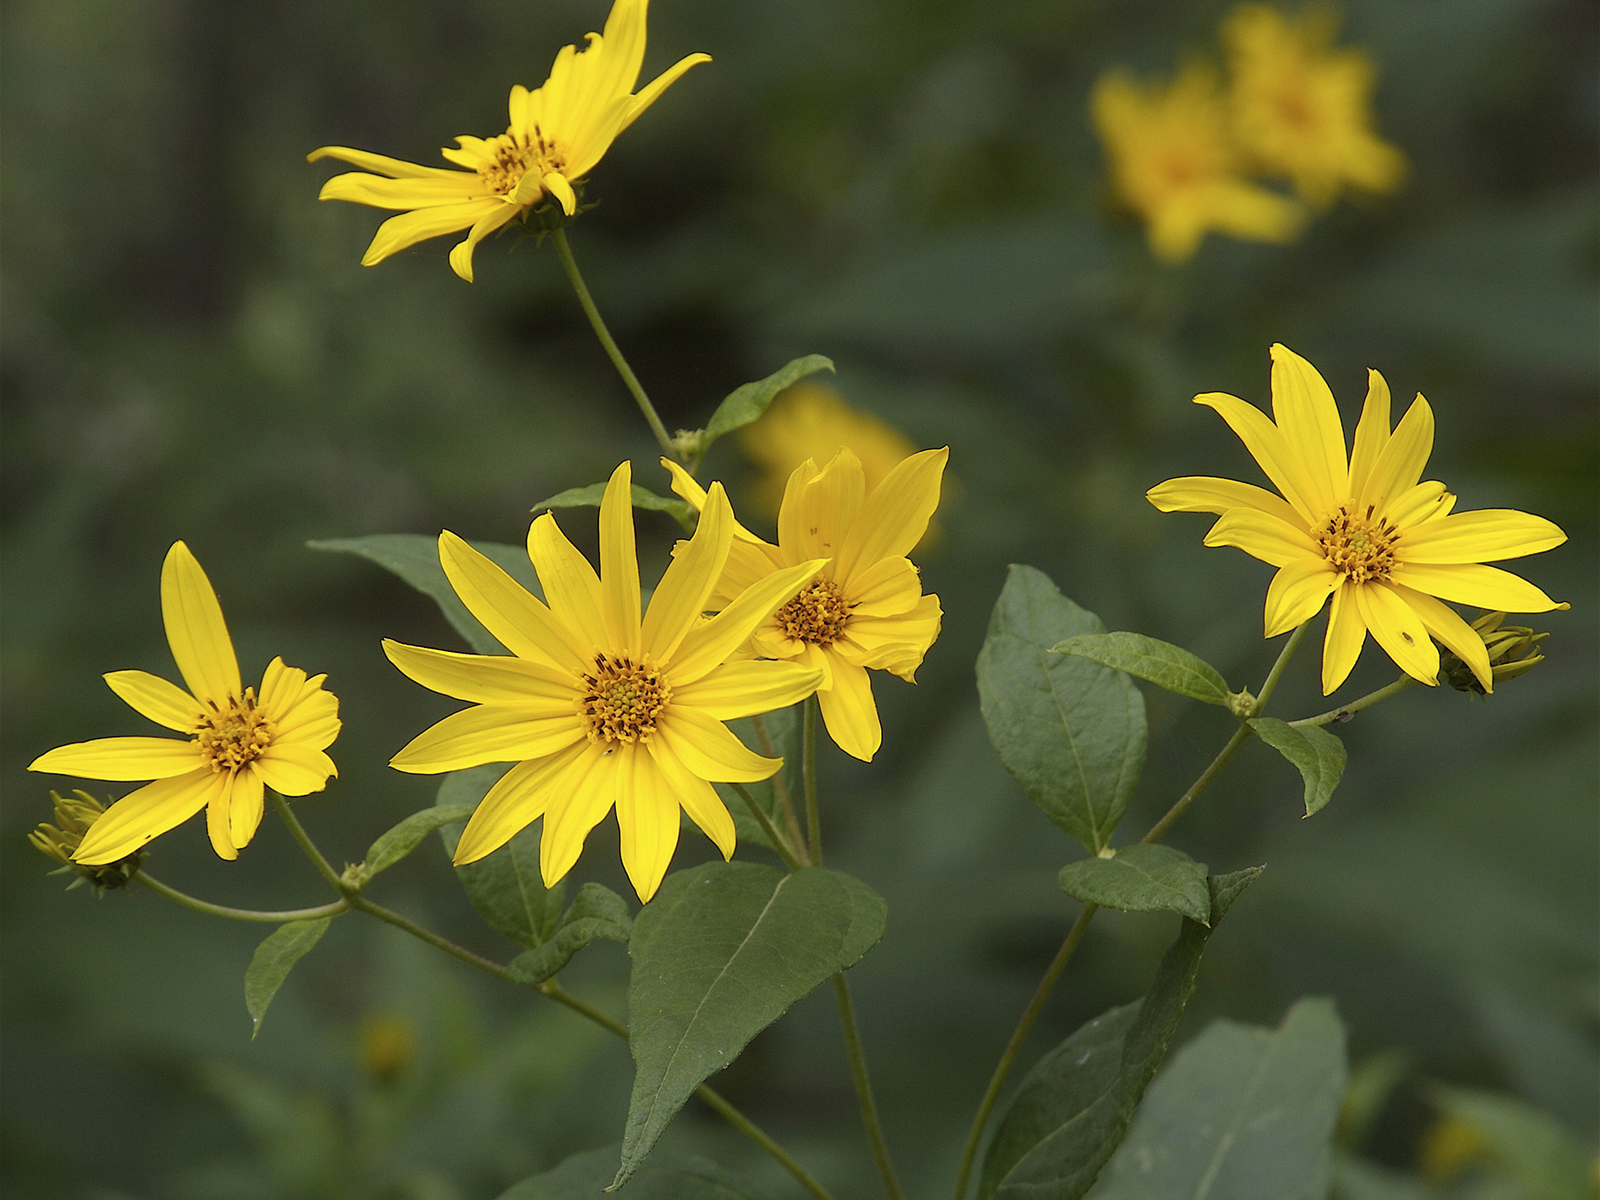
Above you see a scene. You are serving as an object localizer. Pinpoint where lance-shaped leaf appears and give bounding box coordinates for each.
[310,534,541,654]
[530,482,694,532]
[506,883,633,985]
[1052,633,1232,708]
[701,355,835,451]
[436,766,565,947]
[617,861,887,1187]
[980,867,1264,1199]
[1087,998,1347,1200]
[977,566,1147,854]
[363,804,476,878]
[245,918,333,1039]
[1249,718,1347,817]
[500,1143,767,1199]
[1058,844,1211,924]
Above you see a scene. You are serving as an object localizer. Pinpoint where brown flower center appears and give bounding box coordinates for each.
[477,132,565,196]
[192,688,274,772]
[774,579,853,647]
[580,654,671,745]
[1317,504,1399,584]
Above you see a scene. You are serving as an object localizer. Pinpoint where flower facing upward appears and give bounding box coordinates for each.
[1224,4,1405,208]
[1092,63,1305,263]
[308,0,709,282]
[30,543,341,863]
[1148,345,1567,694]
[385,463,825,902]
[665,448,947,762]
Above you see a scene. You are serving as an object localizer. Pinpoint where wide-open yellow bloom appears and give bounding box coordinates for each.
[1093,63,1305,263]
[386,463,824,902]
[1224,4,1405,208]
[308,0,709,282]
[665,448,946,762]
[30,543,341,864]
[1148,344,1567,694]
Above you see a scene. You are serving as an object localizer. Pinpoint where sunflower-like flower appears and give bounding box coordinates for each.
[1148,344,1567,694]
[308,0,709,282]
[1092,62,1305,263]
[29,543,341,864]
[385,463,824,902]
[664,448,946,762]
[1224,4,1405,208]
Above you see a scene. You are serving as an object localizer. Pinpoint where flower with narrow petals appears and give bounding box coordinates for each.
[1148,344,1567,694]
[1224,4,1405,208]
[309,0,709,282]
[1093,62,1305,263]
[30,543,341,863]
[385,463,824,902]
[665,448,946,762]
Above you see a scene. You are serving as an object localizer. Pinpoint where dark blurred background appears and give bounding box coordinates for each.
[3,1,1596,1197]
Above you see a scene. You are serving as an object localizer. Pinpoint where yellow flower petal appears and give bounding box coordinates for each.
[1354,581,1440,685]
[1346,369,1392,502]
[842,556,923,617]
[647,733,736,861]
[102,670,202,732]
[1146,475,1305,529]
[1263,558,1341,637]
[448,202,521,283]
[672,660,822,720]
[160,541,242,706]
[1361,394,1433,511]
[1383,481,1454,530]
[615,748,682,902]
[438,532,590,672]
[360,200,503,267]
[258,657,308,713]
[229,768,266,850]
[670,559,826,684]
[660,458,767,545]
[30,736,201,781]
[319,172,490,209]
[836,593,943,682]
[1194,392,1322,523]
[1203,507,1320,567]
[1387,562,1563,613]
[306,146,464,178]
[1394,585,1494,693]
[539,743,622,886]
[1321,581,1367,694]
[452,742,588,865]
[1269,344,1349,513]
[641,482,733,662]
[382,639,577,705]
[620,53,712,135]
[541,171,577,216]
[254,743,338,796]
[1398,510,1567,564]
[816,658,882,762]
[390,705,585,774]
[835,447,948,580]
[207,772,238,861]
[599,462,643,655]
[71,769,217,865]
[656,709,780,783]
[526,513,610,650]
[780,449,865,563]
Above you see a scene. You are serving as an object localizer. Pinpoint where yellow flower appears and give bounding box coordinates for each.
[1224,4,1406,208]
[29,542,341,864]
[1148,344,1567,694]
[1093,62,1305,263]
[665,448,947,762]
[308,0,709,282]
[385,463,824,902]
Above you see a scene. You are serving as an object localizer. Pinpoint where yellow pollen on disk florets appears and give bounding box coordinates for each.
[580,654,671,745]
[1317,503,1399,583]
[775,579,853,647]
[477,133,563,196]
[192,688,275,772]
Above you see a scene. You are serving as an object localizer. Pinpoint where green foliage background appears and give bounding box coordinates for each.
[3,0,1595,1196]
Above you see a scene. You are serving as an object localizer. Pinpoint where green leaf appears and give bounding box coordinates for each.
[363,804,476,878]
[1086,997,1348,1200]
[1051,633,1232,707]
[436,766,565,947]
[977,565,1147,854]
[530,482,694,531]
[1249,718,1348,817]
[980,867,1264,1199]
[701,354,835,451]
[244,919,332,1039]
[1058,844,1211,923]
[506,882,633,985]
[310,533,540,655]
[1427,1084,1597,1200]
[499,1143,767,1199]
[617,861,886,1188]
[715,706,801,855]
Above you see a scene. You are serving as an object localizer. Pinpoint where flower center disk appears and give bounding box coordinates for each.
[478,133,563,196]
[192,688,274,772]
[580,654,671,745]
[1317,504,1399,583]
[774,579,853,647]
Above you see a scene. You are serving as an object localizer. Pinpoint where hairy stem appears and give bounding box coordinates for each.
[1291,674,1416,727]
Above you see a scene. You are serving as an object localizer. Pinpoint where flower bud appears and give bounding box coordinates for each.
[29,790,143,891]
[359,1012,416,1086]
[1441,612,1550,694]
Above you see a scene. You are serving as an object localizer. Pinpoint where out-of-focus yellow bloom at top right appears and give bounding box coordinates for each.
[1224,5,1406,208]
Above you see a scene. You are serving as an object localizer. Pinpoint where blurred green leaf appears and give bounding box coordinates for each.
[701,354,835,450]
[500,1142,767,1198]
[1052,633,1233,707]
[716,707,801,855]
[244,919,332,1040]
[530,482,694,532]
[1428,1084,1596,1200]
[364,804,476,878]
[506,883,633,986]
[1058,844,1210,923]
[1250,718,1347,817]
[436,766,565,948]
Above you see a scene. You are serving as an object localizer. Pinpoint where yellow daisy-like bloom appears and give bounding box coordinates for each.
[385,462,825,902]
[29,542,341,864]
[1224,4,1406,208]
[1148,344,1567,694]
[308,0,709,282]
[1092,63,1306,263]
[665,448,947,763]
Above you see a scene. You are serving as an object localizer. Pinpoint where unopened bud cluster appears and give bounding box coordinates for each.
[1441,612,1549,695]
[30,790,143,892]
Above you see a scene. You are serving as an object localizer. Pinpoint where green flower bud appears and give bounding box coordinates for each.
[29,790,143,892]
[1441,612,1550,694]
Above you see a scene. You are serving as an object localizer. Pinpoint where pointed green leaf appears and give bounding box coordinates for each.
[530,482,694,532]
[1087,998,1348,1200]
[363,804,476,878]
[702,354,836,450]
[1249,718,1348,817]
[506,883,633,985]
[977,566,1147,854]
[617,861,886,1188]
[499,1143,767,1199]
[245,918,332,1039]
[1052,633,1232,707]
[1058,844,1211,923]
[436,766,565,947]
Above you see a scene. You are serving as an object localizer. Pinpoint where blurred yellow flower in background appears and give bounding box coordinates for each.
[308,0,709,282]
[1224,4,1406,207]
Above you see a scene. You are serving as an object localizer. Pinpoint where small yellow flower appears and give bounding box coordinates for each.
[30,543,341,864]
[1148,345,1567,694]
[385,463,824,902]
[1093,62,1305,263]
[308,0,709,282]
[665,448,947,762]
[1224,4,1406,208]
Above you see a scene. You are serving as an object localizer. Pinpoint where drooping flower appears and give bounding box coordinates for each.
[1224,4,1406,208]
[385,463,824,902]
[664,448,946,762]
[308,0,710,282]
[30,543,341,863]
[1148,344,1567,694]
[1092,62,1305,263]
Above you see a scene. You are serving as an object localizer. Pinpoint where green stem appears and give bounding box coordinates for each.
[550,226,676,459]
[1253,620,1314,712]
[271,793,350,895]
[833,974,907,1200]
[1291,674,1416,727]
[134,871,349,923]
[752,712,808,853]
[351,897,516,981]
[696,1085,839,1200]
[803,695,822,866]
[730,782,807,870]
